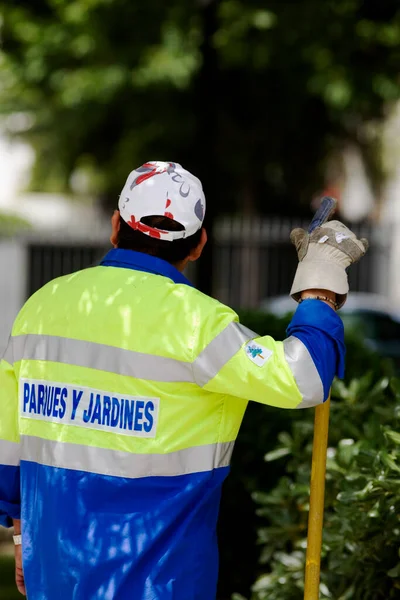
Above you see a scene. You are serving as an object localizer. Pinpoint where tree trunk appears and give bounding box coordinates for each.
[193,0,219,296]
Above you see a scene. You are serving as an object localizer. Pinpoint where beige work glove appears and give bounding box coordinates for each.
[290,220,369,308]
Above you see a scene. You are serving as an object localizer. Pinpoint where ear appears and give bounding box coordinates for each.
[188,228,207,262]
[110,210,121,247]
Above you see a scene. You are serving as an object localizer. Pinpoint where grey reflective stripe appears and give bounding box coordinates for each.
[0,439,20,466]
[20,436,235,479]
[11,334,193,383]
[10,323,257,387]
[283,336,324,408]
[193,322,256,387]
[2,338,13,365]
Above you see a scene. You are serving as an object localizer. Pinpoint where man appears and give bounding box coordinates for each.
[0,161,367,599]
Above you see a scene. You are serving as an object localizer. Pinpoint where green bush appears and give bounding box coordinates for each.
[249,372,400,600]
[217,310,392,600]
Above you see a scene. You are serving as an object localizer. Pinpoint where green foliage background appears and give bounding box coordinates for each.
[1,0,400,213]
[249,374,400,600]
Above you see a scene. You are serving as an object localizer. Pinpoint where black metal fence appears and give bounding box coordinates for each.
[27,243,107,298]
[213,217,389,308]
[25,218,390,309]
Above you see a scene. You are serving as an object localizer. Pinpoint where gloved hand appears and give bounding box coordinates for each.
[290,220,369,308]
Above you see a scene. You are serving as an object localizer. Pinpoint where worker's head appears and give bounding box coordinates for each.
[110,161,207,270]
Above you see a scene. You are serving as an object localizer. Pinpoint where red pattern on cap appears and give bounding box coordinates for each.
[134,162,171,186]
[164,198,174,220]
[127,215,168,239]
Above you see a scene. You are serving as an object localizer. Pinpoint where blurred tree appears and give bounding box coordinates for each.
[0,212,31,235]
[0,0,200,200]
[188,0,220,294]
[1,0,400,218]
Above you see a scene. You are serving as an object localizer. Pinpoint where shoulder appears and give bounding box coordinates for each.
[178,285,242,352]
[179,284,238,322]
[12,269,93,333]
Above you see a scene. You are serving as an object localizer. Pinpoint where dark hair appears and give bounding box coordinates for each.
[117,215,203,264]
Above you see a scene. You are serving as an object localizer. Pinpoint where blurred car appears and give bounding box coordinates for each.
[260,292,400,361]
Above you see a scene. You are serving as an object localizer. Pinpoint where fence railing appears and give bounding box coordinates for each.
[212,217,390,308]
[27,242,108,299]
[3,216,392,314]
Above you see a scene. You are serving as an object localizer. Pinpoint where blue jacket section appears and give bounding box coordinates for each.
[287,299,345,400]
[0,465,21,527]
[21,461,227,600]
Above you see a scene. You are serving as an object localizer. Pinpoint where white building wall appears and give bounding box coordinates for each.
[0,240,27,355]
[381,173,400,308]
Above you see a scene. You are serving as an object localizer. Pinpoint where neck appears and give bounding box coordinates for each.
[173,258,189,273]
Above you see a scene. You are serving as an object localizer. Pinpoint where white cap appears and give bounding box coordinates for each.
[119,161,206,241]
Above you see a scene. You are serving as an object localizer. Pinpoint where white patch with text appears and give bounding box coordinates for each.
[19,378,159,438]
[318,235,329,244]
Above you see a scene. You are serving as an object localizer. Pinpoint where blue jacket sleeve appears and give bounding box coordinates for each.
[287,299,345,401]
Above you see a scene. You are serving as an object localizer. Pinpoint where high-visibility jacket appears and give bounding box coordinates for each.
[0,248,344,600]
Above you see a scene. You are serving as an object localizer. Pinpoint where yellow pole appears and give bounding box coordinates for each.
[304,397,331,600]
